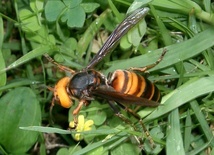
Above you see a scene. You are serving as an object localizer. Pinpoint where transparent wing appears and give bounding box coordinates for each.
[86,7,150,69]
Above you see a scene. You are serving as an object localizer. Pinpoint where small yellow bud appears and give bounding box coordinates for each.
[69,115,94,141]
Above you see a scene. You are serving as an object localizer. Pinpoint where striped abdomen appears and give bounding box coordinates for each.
[108,70,160,102]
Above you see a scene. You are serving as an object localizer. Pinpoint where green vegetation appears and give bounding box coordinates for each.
[0,0,214,154]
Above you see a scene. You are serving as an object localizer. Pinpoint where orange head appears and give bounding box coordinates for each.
[54,77,73,108]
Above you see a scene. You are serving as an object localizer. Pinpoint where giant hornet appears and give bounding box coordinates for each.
[46,7,166,146]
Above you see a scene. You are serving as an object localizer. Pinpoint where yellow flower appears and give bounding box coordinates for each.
[69,115,94,141]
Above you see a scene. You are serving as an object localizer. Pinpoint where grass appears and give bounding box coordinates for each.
[0,0,214,155]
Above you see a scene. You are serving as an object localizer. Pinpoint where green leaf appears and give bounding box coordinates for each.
[120,18,147,50]
[61,5,85,28]
[30,0,44,12]
[19,9,41,32]
[81,3,100,13]
[88,111,107,126]
[57,148,69,155]
[25,26,56,45]
[0,87,41,154]
[46,0,86,28]
[86,146,105,155]
[64,37,77,51]
[111,143,140,155]
[144,127,164,154]
[63,0,82,6]
[45,0,65,22]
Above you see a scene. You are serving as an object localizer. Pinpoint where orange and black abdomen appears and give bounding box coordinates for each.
[108,70,160,102]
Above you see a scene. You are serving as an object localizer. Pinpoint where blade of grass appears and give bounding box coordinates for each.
[203,0,211,12]
[73,132,128,155]
[187,140,212,155]
[166,109,185,155]
[202,49,214,70]
[190,100,214,146]
[105,28,214,74]
[168,17,194,37]
[184,110,192,152]
[149,4,172,46]
[127,0,152,13]
[0,16,6,90]
[77,9,112,60]
[142,76,214,121]
[151,0,214,25]
[20,126,71,134]
[151,0,196,14]
[108,0,123,21]
[0,45,57,74]
[0,79,41,92]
